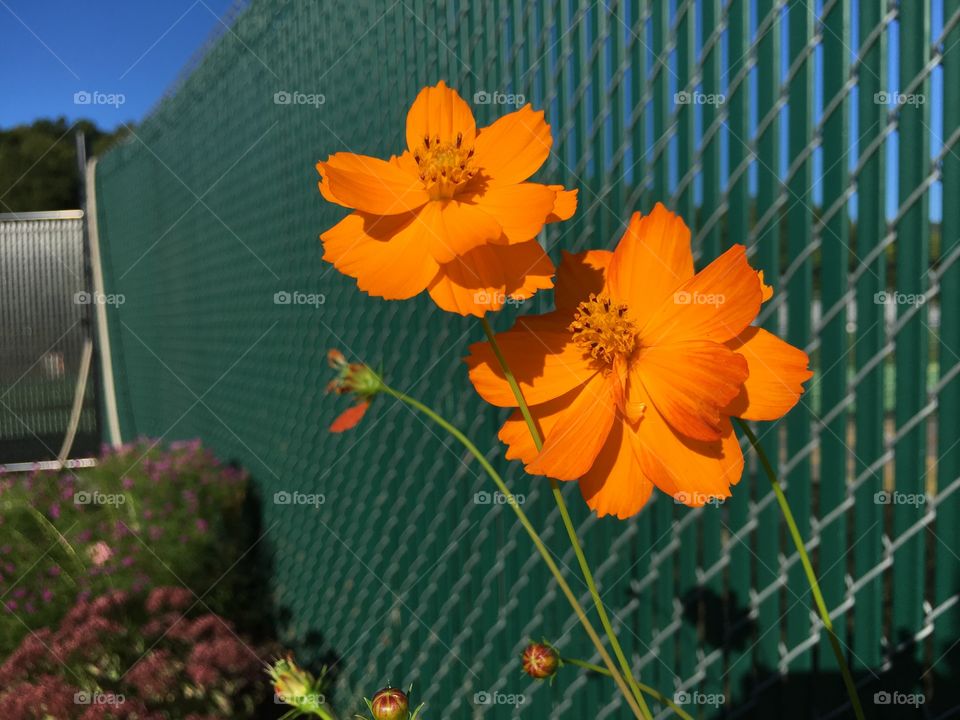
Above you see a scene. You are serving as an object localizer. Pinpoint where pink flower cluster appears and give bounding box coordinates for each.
[0,587,273,720]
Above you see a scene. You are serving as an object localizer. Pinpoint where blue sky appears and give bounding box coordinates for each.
[0,0,236,130]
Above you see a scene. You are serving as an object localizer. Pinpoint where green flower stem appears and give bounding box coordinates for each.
[381,384,645,720]
[562,657,694,720]
[735,419,865,720]
[479,317,654,720]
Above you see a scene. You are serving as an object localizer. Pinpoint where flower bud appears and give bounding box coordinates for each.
[370,686,409,720]
[326,349,383,432]
[326,349,382,397]
[521,642,560,679]
[270,656,313,698]
[267,656,329,717]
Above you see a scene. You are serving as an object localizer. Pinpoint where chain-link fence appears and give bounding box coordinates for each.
[93,0,958,716]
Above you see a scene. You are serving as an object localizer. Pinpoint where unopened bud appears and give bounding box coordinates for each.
[370,687,409,720]
[521,642,560,679]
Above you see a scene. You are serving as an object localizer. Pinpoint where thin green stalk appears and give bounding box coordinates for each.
[479,317,654,720]
[562,657,694,720]
[381,383,645,720]
[735,419,865,720]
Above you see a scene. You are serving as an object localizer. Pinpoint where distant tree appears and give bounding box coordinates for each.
[0,118,132,213]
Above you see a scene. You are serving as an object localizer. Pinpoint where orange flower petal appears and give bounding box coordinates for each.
[405,81,477,155]
[390,151,421,176]
[758,270,774,302]
[607,204,694,326]
[466,313,597,405]
[426,239,556,315]
[473,105,552,185]
[579,421,655,519]
[546,186,578,223]
[330,401,369,433]
[318,152,429,215]
[723,327,813,420]
[427,200,502,264]
[633,340,749,441]
[321,211,440,299]
[467,182,558,243]
[640,244,762,345]
[316,161,349,207]
[631,381,743,503]
[499,240,555,299]
[526,372,617,480]
[498,390,573,465]
[554,250,612,312]
[427,242,506,316]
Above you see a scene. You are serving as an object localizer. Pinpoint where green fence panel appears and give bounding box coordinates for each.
[937,0,960,687]
[784,0,815,676]
[893,1,931,667]
[752,0,784,690]
[818,0,850,680]
[91,1,958,716]
[851,0,886,673]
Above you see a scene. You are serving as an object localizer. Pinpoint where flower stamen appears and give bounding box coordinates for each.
[414,135,476,198]
[569,294,639,365]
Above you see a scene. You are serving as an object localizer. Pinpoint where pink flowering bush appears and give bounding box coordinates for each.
[0,587,276,719]
[0,439,249,655]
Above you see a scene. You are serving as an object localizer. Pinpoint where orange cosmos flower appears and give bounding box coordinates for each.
[317,81,577,316]
[466,203,813,519]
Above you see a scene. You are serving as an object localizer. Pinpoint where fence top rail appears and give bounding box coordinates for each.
[0,210,84,221]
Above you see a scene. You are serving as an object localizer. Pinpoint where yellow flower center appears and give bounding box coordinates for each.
[414,133,476,199]
[569,294,639,365]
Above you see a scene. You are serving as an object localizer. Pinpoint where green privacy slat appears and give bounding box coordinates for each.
[785,0,814,673]
[648,0,676,701]
[935,0,960,671]
[609,0,627,218]
[673,0,700,691]
[651,0,669,203]
[628,0,648,212]
[851,0,885,671]
[624,0,655,683]
[724,0,753,700]
[816,0,850,678]
[699,0,722,260]
[590,3,609,243]
[752,0,783,679]
[673,0,696,224]
[696,0,727,705]
[893,0,930,665]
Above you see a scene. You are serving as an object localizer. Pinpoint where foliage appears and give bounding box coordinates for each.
[0,586,275,719]
[0,439,248,656]
[0,118,131,212]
